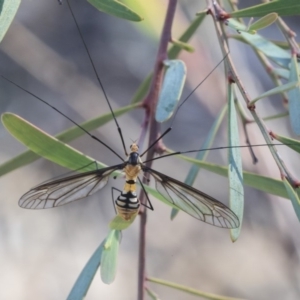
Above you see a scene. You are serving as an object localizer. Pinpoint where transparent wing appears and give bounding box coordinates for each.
[143,166,239,229]
[19,164,124,209]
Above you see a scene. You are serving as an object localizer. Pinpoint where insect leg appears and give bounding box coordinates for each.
[111,187,122,215]
[137,177,154,211]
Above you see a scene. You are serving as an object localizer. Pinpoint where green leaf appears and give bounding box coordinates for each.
[155,60,186,123]
[2,113,106,171]
[87,0,143,22]
[147,277,244,300]
[67,241,104,300]
[248,13,278,33]
[171,39,194,53]
[0,0,21,43]
[250,81,299,105]
[100,230,120,284]
[270,133,300,154]
[109,214,137,230]
[282,177,300,222]
[169,151,300,200]
[230,0,300,18]
[287,54,300,135]
[273,68,290,80]
[171,105,227,220]
[227,84,243,242]
[229,20,290,68]
[0,103,137,177]
[145,287,160,300]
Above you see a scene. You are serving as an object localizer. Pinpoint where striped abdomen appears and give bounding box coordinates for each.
[115,188,140,221]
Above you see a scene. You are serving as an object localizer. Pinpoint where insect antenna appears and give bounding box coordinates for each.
[143,143,287,164]
[65,0,128,156]
[1,75,124,162]
[140,54,228,158]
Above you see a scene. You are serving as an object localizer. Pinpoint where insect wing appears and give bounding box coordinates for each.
[143,167,239,229]
[19,164,124,209]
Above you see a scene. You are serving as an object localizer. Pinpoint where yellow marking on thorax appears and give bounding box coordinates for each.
[124,164,141,179]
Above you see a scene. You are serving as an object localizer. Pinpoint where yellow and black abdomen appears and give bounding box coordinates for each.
[115,188,140,220]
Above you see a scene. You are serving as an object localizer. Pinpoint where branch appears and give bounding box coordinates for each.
[137,1,178,299]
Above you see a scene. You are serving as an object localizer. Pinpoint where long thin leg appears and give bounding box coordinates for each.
[111,187,122,215]
[138,177,154,211]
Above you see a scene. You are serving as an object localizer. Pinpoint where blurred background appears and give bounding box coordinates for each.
[1,0,300,299]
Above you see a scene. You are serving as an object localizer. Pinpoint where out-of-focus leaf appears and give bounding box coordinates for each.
[282,177,300,222]
[248,13,278,33]
[147,277,244,300]
[0,0,21,42]
[270,133,300,154]
[171,39,194,52]
[67,241,104,300]
[100,230,120,284]
[145,287,160,300]
[109,214,137,230]
[156,60,186,123]
[230,0,300,18]
[2,113,106,171]
[250,81,299,105]
[87,0,143,22]
[273,68,290,80]
[287,54,300,135]
[0,103,137,177]
[171,105,227,220]
[168,150,300,199]
[227,83,243,242]
[228,20,290,68]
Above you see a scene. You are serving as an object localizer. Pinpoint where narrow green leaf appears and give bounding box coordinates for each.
[147,277,244,300]
[168,151,300,200]
[230,0,300,18]
[171,39,194,53]
[282,177,300,222]
[171,105,227,219]
[109,214,136,230]
[287,54,300,135]
[250,81,299,105]
[145,287,160,300]
[229,20,290,68]
[0,103,137,177]
[67,241,104,300]
[87,0,143,22]
[248,13,278,33]
[227,83,243,242]
[100,230,120,284]
[2,113,105,171]
[225,19,249,33]
[273,68,290,80]
[270,133,300,153]
[0,0,21,43]
[155,60,186,123]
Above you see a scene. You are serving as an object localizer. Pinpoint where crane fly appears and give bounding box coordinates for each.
[11,0,240,229]
[18,138,239,228]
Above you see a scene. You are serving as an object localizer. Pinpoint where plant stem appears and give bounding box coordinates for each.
[137,1,177,299]
[208,0,297,185]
